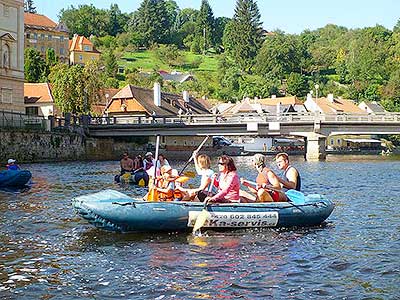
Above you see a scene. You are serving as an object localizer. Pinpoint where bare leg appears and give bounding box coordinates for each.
[257,189,274,202]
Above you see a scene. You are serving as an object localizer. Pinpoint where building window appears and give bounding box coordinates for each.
[330,139,334,145]
[337,139,341,145]
[60,36,64,42]
[41,34,45,39]
[26,107,39,116]
[27,33,31,39]
[84,45,90,51]
[2,44,10,69]
[1,88,13,104]
[33,33,38,39]
[79,55,83,61]
[48,35,52,41]
[41,46,45,52]
[60,48,64,55]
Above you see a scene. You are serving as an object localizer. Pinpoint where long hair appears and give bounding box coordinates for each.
[219,155,237,172]
[197,154,211,170]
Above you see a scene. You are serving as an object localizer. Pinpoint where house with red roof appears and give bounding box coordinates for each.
[24,12,69,63]
[69,34,100,65]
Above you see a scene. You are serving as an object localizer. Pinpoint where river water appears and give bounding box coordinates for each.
[0,155,399,299]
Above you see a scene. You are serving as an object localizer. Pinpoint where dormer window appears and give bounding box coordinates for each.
[84,45,90,51]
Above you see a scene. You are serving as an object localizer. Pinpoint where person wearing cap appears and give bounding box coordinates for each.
[155,165,179,201]
[6,159,20,171]
[143,152,156,171]
[274,152,301,192]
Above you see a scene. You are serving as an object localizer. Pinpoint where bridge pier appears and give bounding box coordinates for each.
[305,133,326,161]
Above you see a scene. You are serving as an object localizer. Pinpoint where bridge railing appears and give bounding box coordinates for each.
[85,111,400,127]
[0,110,47,130]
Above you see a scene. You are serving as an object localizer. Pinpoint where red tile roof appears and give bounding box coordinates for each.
[24,12,57,28]
[24,83,54,103]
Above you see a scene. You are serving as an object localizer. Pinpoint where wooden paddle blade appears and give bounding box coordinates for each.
[175,176,190,183]
[183,171,196,178]
[285,189,305,205]
[146,188,158,202]
[192,209,210,234]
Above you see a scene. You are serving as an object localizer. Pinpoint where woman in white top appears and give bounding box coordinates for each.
[177,150,214,201]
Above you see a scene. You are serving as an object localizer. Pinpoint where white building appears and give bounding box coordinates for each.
[0,0,25,112]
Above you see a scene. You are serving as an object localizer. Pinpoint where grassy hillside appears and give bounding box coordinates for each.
[119,50,220,74]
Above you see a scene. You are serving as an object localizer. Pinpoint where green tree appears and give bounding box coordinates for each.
[195,0,215,54]
[24,0,36,13]
[154,44,183,66]
[59,5,109,38]
[24,48,46,83]
[255,32,303,78]
[49,62,104,114]
[45,48,57,67]
[108,4,126,36]
[222,0,263,73]
[381,69,400,111]
[131,0,170,46]
[102,49,118,78]
[286,72,309,97]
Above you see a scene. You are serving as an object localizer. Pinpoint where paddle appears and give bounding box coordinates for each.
[178,136,209,176]
[192,201,211,234]
[146,135,161,201]
[243,180,305,205]
[192,178,214,234]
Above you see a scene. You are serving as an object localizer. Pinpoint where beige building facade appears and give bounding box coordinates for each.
[0,0,25,112]
[24,12,69,63]
[69,34,100,65]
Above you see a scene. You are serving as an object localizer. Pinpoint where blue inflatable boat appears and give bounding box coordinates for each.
[0,170,32,187]
[72,190,334,233]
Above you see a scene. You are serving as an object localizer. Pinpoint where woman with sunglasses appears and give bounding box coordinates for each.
[206,155,240,203]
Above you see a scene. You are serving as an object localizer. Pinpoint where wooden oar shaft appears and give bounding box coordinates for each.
[179,136,209,175]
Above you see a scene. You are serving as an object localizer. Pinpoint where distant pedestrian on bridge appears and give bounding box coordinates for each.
[274,152,301,191]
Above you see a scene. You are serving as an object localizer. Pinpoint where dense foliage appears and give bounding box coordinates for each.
[24,0,400,112]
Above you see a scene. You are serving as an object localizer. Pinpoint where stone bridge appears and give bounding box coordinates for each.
[85,112,400,160]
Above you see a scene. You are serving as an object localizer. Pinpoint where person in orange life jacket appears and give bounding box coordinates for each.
[274,152,301,192]
[6,159,20,171]
[120,152,134,175]
[155,165,182,201]
[176,151,214,202]
[206,155,240,203]
[241,154,287,202]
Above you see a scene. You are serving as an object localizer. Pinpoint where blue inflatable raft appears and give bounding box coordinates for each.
[72,190,334,232]
[0,170,32,187]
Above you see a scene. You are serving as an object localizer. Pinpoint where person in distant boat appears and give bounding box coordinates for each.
[133,155,144,172]
[177,151,214,201]
[120,152,134,175]
[274,152,301,191]
[156,154,170,169]
[205,155,240,203]
[6,159,20,171]
[241,154,287,202]
[143,152,156,172]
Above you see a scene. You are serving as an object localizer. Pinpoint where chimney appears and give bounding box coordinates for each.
[276,101,281,114]
[183,90,189,103]
[327,93,334,103]
[153,82,161,107]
